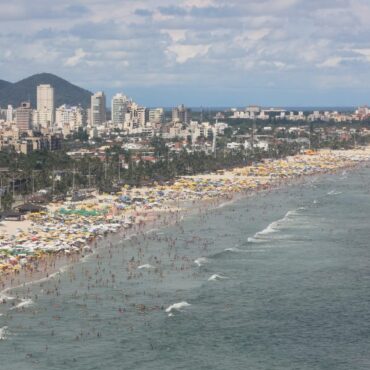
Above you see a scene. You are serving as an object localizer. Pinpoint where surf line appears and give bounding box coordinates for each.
[249,207,305,242]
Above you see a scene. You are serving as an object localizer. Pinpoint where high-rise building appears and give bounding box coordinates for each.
[111,93,128,126]
[91,92,106,126]
[16,102,33,131]
[172,104,191,124]
[137,107,147,127]
[127,103,147,129]
[149,108,164,124]
[37,84,55,127]
[6,105,14,122]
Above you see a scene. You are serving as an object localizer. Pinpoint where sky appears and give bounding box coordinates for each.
[1,0,370,107]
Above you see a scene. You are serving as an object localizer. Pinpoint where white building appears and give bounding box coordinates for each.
[91,92,106,126]
[149,108,164,124]
[55,105,86,131]
[111,93,128,126]
[6,105,14,123]
[126,103,147,130]
[37,84,55,128]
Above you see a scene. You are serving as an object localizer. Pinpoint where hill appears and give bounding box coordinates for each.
[0,79,11,91]
[0,73,92,108]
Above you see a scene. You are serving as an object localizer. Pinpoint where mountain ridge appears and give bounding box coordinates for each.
[0,73,92,108]
[0,79,11,92]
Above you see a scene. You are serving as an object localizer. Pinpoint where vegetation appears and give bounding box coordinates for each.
[0,138,302,208]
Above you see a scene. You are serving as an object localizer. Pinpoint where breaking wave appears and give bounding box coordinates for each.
[165,301,191,313]
[208,274,228,281]
[10,299,34,310]
[137,264,154,270]
[252,208,305,241]
[327,190,342,196]
[0,326,8,340]
[194,257,209,267]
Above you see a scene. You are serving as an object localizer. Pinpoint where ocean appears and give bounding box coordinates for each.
[1,165,370,369]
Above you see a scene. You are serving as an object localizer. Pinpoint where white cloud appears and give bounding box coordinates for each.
[317,57,343,68]
[352,48,370,62]
[166,44,210,63]
[2,0,370,105]
[65,48,86,66]
[161,29,187,42]
[183,0,215,7]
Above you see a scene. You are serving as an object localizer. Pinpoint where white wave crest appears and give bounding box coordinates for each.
[327,190,342,196]
[216,199,235,209]
[247,237,265,243]
[208,274,228,281]
[252,208,303,240]
[146,228,159,234]
[165,301,191,313]
[194,257,208,267]
[10,298,33,310]
[0,293,15,301]
[137,264,154,270]
[0,326,8,340]
[224,248,241,252]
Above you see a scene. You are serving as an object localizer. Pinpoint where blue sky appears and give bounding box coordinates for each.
[1,0,370,107]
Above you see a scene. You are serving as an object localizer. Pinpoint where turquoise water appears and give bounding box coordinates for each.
[1,166,370,369]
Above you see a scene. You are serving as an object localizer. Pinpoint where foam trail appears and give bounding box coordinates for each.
[0,293,15,301]
[247,237,265,244]
[224,248,241,252]
[327,190,342,196]
[165,302,191,313]
[10,298,33,310]
[208,274,228,281]
[194,257,208,267]
[137,264,154,270]
[1,267,66,295]
[146,228,159,235]
[216,199,236,209]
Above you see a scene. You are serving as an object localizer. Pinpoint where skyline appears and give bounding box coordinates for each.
[1,0,370,106]
[0,73,365,111]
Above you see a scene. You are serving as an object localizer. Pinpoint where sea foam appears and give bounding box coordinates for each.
[165,302,191,313]
[224,247,242,252]
[0,293,15,302]
[137,264,154,270]
[10,299,34,310]
[0,326,8,340]
[252,208,304,240]
[327,190,342,195]
[194,257,208,267]
[208,274,228,281]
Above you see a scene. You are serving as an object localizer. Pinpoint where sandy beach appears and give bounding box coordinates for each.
[1,147,370,294]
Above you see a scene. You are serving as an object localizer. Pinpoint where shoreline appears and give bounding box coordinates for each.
[1,148,370,300]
